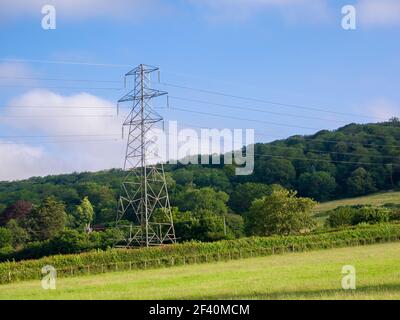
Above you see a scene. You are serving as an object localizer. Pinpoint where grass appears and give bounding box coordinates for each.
[1,242,400,300]
[313,190,400,222]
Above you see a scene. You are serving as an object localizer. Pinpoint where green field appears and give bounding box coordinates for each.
[313,191,400,220]
[1,242,400,300]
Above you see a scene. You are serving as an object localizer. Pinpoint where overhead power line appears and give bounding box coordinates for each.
[2,105,120,110]
[0,84,123,91]
[0,138,119,145]
[170,106,318,131]
[0,76,122,84]
[1,126,398,166]
[161,132,399,167]
[0,58,130,68]
[174,121,400,151]
[168,106,400,144]
[158,81,387,121]
[169,96,349,124]
[0,115,115,118]
[0,133,120,139]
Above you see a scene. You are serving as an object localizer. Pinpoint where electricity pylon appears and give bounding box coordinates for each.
[116,64,176,247]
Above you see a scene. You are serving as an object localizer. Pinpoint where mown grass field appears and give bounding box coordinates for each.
[313,191,400,222]
[1,242,400,300]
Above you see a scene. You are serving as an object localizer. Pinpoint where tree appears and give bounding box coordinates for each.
[173,208,227,241]
[229,183,273,214]
[0,227,11,248]
[49,229,89,254]
[346,168,377,196]
[5,219,29,249]
[0,200,32,226]
[245,189,316,236]
[75,197,94,233]
[256,158,296,187]
[326,206,357,228]
[173,187,229,216]
[23,197,67,241]
[298,171,337,201]
[225,213,245,238]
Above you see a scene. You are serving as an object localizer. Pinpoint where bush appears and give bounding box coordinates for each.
[49,229,90,254]
[327,205,392,227]
[326,206,357,228]
[383,203,400,222]
[352,207,390,225]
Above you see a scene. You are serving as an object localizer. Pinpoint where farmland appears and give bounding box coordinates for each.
[1,242,400,300]
[313,191,400,222]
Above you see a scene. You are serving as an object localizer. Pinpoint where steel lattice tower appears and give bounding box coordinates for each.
[116,64,176,247]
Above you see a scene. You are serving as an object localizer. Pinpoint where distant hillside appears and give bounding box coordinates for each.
[1,120,400,223]
[313,190,400,217]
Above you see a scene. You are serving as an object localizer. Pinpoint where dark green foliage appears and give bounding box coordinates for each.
[245,189,316,236]
[255,158,296,187]
[383,204,400,221]
[173,187,229,215]
[326,206,357,228]
[0,228,11,248]
[327,205,392,227]
[0,122,400,259]
[225,213,245,238]
[229,183,273,214]
[346,168,377,196]
[352,206,390,225]
[5,220,29,249]
[23,197,67,241]
[173,209,226,242]
[298,171,337,201]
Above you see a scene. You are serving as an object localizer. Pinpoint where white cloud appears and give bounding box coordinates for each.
[357,0,400,26]
[0,0,166,21]
[0,90,126,180]
[0,142,65,181]
[187,0,331,23]
[0,89,246,180]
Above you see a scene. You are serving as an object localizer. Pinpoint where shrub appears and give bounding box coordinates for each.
[326,206,357,228]
[352,207,390,225]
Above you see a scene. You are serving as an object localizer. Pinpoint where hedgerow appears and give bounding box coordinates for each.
[1,223,400,284]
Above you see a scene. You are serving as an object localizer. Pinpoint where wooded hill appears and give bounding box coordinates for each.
[1,120,400,225]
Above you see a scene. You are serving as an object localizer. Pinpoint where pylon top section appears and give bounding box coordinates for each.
[118,64,167,104]
[125,64,159,77]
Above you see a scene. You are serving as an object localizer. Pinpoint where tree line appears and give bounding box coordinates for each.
[1,120,400,259]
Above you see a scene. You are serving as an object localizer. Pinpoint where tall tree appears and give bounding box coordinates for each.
[346,167,377,196]
[229,183,275,214]
[245,189,316,236]
[298,171,337,201]
[75,197,95,233]
[23,197,66,241]
[0,200,32,226]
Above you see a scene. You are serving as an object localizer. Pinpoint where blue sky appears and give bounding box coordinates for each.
[0,0,399,180]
